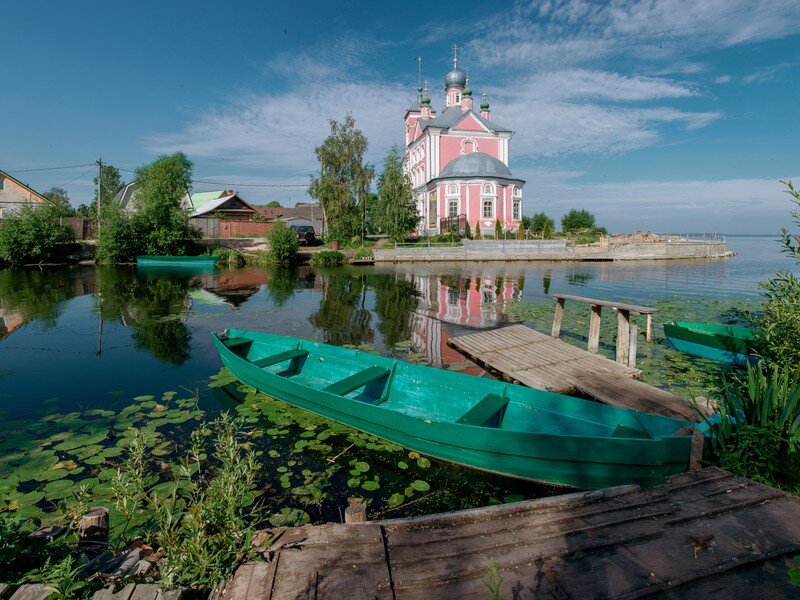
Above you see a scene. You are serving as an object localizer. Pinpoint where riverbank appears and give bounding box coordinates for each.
[374,236,730,262]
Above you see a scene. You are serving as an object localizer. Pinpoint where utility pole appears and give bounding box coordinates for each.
[96,158,103,227]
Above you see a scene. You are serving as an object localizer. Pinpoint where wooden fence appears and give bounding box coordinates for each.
[63,217,96,240]
[190,217,273,238]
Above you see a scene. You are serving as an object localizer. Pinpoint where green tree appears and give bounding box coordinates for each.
[42,187,73,215]
[308,115,375,242]
[94,164,125,209]
[531,212,555,233]
[520,215,532,231]
[266,221,299,265]
[130,152,199,255]
[373,146,418,242]
[495,218,503,238]
[74,204,96,219]
[0,205,75,266]
[264,200,282,208]
[474,221,482,239]
[95,202,140,263]
[464,219,472,239]
[561,209,596,232]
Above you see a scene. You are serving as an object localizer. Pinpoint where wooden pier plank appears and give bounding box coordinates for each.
[239,469,800,599]
[447,324,700,422]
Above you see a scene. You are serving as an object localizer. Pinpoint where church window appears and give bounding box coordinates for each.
[513,186,521,196]
[483,183,493,195]
[448,200,458,217]
[513,200,521,220]
[456,93,461,103]
[482,200,494,218]
[448,184,457,195]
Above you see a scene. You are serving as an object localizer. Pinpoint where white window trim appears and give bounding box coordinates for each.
[482,199,495,219]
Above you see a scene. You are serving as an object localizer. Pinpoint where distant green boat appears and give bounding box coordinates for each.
[664,321,757,367]
[136,255,219,268]
[212,329,700,489]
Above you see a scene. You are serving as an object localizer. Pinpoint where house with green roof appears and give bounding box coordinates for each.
[115,184,258,219]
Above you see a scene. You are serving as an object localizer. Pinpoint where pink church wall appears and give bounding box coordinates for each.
[453,113,487,131]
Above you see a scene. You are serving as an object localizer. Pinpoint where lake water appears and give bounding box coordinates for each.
[0,234,795,522]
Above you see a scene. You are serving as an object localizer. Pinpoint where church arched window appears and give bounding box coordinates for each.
[483,183,494,195]
[482,200,494,218]
[448,184,458,195]
[513,186,521,196]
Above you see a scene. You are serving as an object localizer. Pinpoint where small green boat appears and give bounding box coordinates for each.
[212,329,700,489]
[136,255,219,268]
[664,321,757,367]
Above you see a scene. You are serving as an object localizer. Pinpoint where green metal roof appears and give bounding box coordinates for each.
[190,191,227,211]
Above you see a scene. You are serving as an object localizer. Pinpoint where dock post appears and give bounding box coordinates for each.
[628,323,638,368]
[616,309,631,364]
[551,297,565,338]
[588,305,602,354]
[345,503,367,524]
[646,314,653,343]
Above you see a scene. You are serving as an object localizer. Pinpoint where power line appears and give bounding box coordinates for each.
[57,167,96,188]
[6,163,95,173]
[116,167,307,189]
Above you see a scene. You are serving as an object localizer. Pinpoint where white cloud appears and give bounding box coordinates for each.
[715,74,732,84]
[742,62,797,84]
[145,81,407,175]
[468,0,800,70]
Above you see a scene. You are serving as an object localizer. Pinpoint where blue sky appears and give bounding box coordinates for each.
[2,0,799,233]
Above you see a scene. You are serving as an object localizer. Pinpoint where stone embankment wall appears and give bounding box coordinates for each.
[374,239,729,262]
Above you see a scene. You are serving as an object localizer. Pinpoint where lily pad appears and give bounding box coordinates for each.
[410,480,430,492]
[387,493,405,507]
[268,507,310,527]
[361,480,380,491]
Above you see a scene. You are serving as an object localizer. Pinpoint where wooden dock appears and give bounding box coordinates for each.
[225,468,800,599]
[447,324,699,422]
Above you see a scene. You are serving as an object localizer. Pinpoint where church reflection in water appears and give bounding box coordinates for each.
[410,273,524,368]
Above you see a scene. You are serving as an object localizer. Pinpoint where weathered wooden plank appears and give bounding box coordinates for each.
[617,308,631,364]
[9,585,52,600]
[551,293,658,314]
[264,523,392,600]
[588,304,602,353]
[224,562,274,600]
[551,297,565,337]
[0,584,9,599]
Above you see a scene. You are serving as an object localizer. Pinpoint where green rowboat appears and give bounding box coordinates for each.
[137,255,219,268]
[664,321,757,367]
[212,329,700,489]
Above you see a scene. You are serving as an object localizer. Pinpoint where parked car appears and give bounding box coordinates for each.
[291,224,317,245]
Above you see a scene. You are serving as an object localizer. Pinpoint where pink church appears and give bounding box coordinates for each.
[403,51,525,236]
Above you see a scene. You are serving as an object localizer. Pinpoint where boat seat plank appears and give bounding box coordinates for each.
[223,338,253,349]
[323,366,390,397]
[252,348,309,368]
[456,393,508,427]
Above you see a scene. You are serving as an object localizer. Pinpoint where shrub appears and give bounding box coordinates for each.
[754,272,800,369]
[0,205,75,266]
[494,219,503,238]
[95,202,142,264]
[464,220,473,239]
[309,250,345,267]
[530,212,555,234]
[266,221,299,265]
[561,208,596,232]
[353,247,373,260]
[474,221,482,240]
[704,364,800,493]
[212,247,245,267]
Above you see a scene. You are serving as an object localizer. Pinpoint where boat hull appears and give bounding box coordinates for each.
[212,330,696,490]
[664,321,757,367]
[137,255,219,268]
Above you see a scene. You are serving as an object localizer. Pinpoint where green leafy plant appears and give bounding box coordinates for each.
[151,413,263,588]
[309,250,346,267]
[484,558,504,600]
[0,204,76,266]
[704,364,800,492]
[474,221,482,239]
[373,146,418,242]
[22,555,92,599]
[494,219,503,238]
[266,221,299,265]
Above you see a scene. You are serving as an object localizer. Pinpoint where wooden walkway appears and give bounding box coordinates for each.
[226,468,800,599]
[448,324,700,422]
